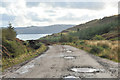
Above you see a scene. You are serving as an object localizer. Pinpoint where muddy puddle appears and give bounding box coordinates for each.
[70,67,104,73]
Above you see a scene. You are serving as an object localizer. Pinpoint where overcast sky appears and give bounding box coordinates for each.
[0,0,118,27]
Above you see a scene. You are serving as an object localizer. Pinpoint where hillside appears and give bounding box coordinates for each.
[39,15,119,62]
[63,15,118,32]
[61,15,119,40]
[40,15,119,42]
[2,24,47,70]
[15,24,74,34]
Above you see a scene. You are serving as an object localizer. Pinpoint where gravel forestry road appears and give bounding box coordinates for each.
[4,45,118,78]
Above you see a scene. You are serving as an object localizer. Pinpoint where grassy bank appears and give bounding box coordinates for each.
[59,40,119,62]
[1,24,47,71]
[2,43,47,71]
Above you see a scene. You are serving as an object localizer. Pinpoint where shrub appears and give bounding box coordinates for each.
[93,35,105,40]
[110,37,120,41]
[2,40,26,58]
[101,44,109,49]
[99,54,108,58]
[80,46,84,49]
[2,24,16,41]
[34,42,42,49]
[60,35,69,42]
[23,41,28,45]
[28,40,42,49]
[79,40,85,45]
[90,46,103,54]
[68,36,73,42]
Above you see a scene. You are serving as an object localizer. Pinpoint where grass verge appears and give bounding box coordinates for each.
[2,44,47,71]
[59,40,119,62]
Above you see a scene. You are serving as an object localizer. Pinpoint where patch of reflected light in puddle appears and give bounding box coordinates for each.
[66,50,72,53]
[71,68,104,73]
[16,64,34,74]
[64,76,79,79]
[64,56,75,59]
[16,69,28,74]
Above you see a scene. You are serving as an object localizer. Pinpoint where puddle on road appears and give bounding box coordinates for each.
[64,76,79,78]
[70,68,104,73]
[64,56,75,59]
[16,64,34,74]
[66,50,72,53]
[64,49,73,53]
[24,64,34,68]
[16,69,28,74]
[64,76,79,79]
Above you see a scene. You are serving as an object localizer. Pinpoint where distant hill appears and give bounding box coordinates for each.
[61,15,119,40]
[40,15,119,41]
[63,15,118,32]
[15,24,75,34]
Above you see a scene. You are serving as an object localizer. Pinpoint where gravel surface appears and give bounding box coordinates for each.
[3,45,118,78]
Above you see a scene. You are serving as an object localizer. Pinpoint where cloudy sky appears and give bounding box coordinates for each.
[0,0,118,27]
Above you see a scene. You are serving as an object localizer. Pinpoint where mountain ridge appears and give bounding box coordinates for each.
[15,24,75,34]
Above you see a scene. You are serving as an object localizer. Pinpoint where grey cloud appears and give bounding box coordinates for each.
[26,2,40,7]
[0,20,9,27]
[0,14,15,27]
[26,2,105,10]
[0,2,9,7]
[66,2,105,10]
[27,12,52,22]
[1,14,15,21]
[57,13,95,22]
[45,2,105,10]
[58,13,74,21]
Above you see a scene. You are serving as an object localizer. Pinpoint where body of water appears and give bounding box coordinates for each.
[16,34,51,41]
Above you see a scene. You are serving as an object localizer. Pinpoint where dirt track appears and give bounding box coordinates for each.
[4,45,118,78]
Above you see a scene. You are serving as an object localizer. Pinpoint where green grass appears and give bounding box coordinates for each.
[58,40,119,62]
[2,44,47,71]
